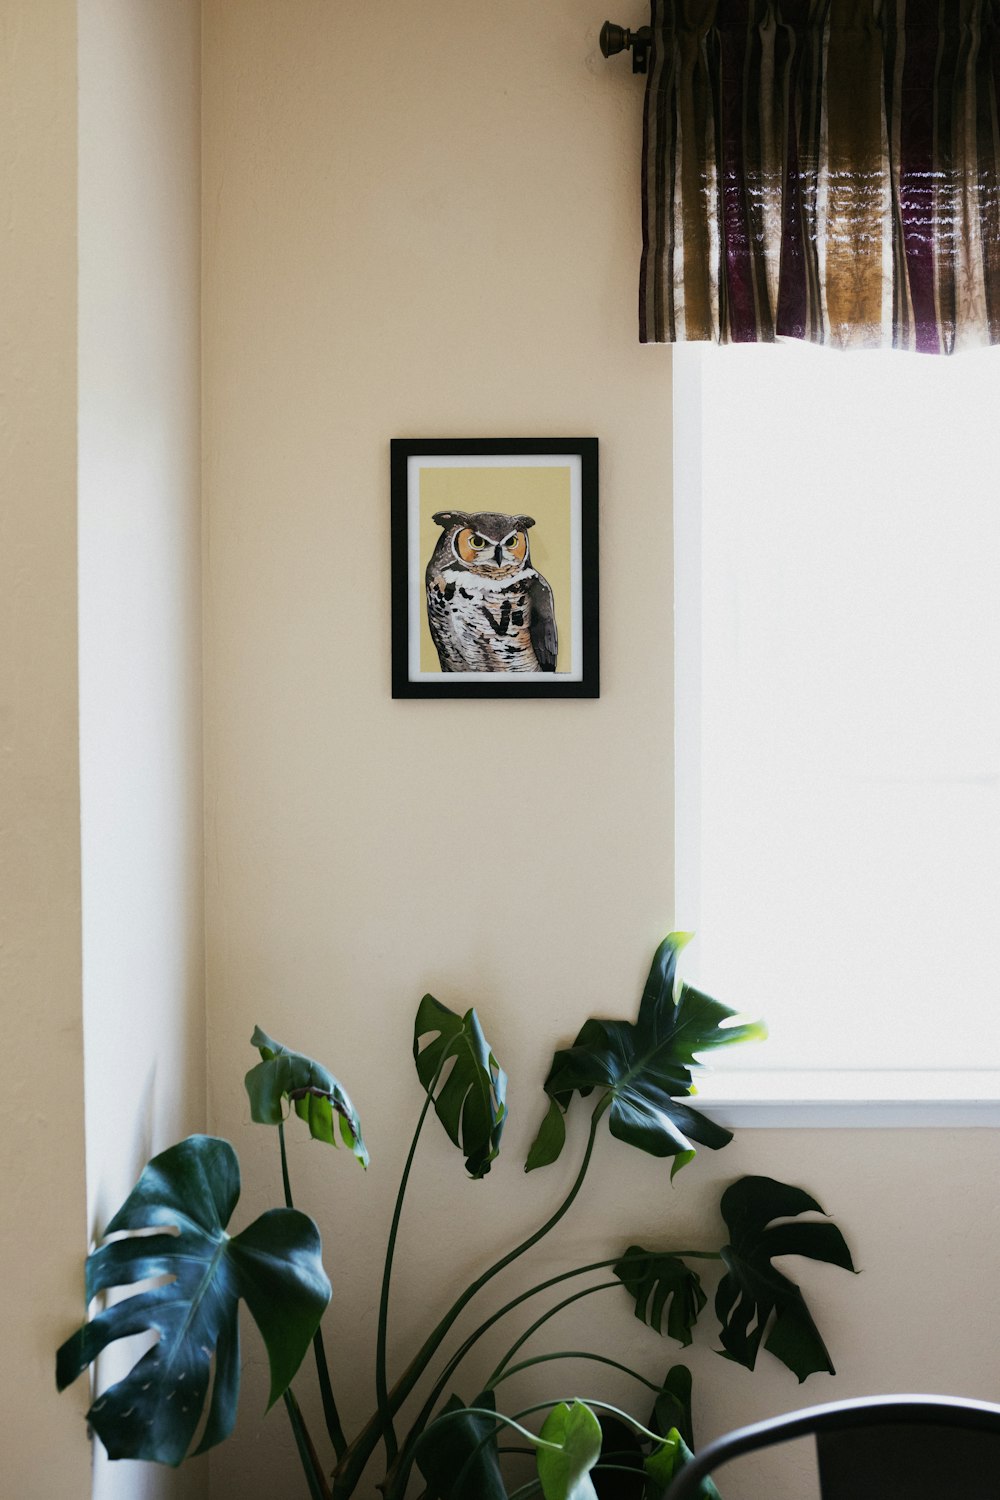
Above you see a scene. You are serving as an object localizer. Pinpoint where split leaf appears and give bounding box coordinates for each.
[55,1135,330,1465]
[715,1174,856,1382]
[527,934,765,1170]
[246,1026,368,1167]
[413,995,507,1178]
[613,1249,707,1347]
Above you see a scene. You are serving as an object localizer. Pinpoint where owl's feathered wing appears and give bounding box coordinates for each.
[528,574,558,672]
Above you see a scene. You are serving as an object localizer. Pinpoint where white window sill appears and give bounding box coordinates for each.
[690,1070,1000,1128]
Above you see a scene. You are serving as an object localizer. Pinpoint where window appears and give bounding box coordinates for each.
[674,343,1000,1123]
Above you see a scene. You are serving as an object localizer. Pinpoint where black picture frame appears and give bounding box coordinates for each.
[390,437,599,699]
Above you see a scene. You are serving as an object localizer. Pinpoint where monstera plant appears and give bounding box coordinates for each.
[57,934,856,1499]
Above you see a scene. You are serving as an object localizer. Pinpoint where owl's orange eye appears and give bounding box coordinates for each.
[456,528,487,563]
[503,534,518,549]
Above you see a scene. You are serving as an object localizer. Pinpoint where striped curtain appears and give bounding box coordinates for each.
[641,0,1000,352]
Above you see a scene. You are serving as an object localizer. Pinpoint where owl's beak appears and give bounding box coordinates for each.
[493,545,504,567]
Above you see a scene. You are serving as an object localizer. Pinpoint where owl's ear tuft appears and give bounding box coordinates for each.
[515,514,537,531]
[432,511,470,529]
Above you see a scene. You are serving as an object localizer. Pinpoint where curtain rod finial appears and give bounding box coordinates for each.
[600,20,652,73]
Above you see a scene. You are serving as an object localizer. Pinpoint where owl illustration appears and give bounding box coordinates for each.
[425,509,558,673]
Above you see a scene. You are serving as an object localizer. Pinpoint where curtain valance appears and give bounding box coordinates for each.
[641,0,1000,351]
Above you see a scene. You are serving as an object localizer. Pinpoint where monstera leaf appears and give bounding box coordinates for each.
[416,1391,508,1500]
[537,1400,603,1500]
[526,934,765,1171]
[613,1248,707,1346]
[413,995,507,1178]
[715,1175,856,1382]
[246,1025,369,1166]
[55,1136,330,1465]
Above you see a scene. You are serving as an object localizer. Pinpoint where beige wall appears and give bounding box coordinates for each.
[0,2,90,1494]
[78,1,206,1497]
[200,3,1000,1497]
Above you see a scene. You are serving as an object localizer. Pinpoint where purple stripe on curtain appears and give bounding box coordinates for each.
[776,20,808,339]
[718,0,759,340]
[899,0,941,353]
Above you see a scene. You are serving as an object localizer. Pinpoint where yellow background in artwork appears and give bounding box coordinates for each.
[418,464,573,673]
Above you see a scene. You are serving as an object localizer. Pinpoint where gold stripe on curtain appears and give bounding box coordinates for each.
[640,0,1000,351]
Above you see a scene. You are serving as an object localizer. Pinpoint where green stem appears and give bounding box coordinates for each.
[279,1120,294,1207]
[406,1244,719,1442]
[375,1079,440,1468]
[283,1387,332,1500]
[487,1283,620,1386]
[423,1265,612,1413]
[389,1243,721,1500]
[335,1094,611,1498]
[278,1123,348,1459]
[515,1397,666,1448]
[400,1261,616,1462]
[513,1400,566,1420]
[313,1326,347,1459]
[492,1349,661,1392]
[377,1104,617,1500]
[416,1406,561,1455]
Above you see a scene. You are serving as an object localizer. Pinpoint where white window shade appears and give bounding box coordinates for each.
[674,343,1000,1123]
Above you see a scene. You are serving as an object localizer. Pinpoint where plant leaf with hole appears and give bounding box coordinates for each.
[715,1175,856,1382]
[538,1400,603,1500]
[55,1135,330,1465]
[613,1249,707,1347]
[246,1025,369,1166]
[527,934,765,1170]
[413,995,507,1178]
[415,1391,508,1500]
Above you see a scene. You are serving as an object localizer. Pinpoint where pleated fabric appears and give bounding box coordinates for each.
[640,0,1000,351]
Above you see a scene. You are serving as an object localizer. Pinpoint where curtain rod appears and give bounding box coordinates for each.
[600,20,652,72]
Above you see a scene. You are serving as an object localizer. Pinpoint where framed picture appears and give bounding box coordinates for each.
[390,437,599,699]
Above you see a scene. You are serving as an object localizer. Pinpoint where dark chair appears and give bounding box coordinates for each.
[661,1394,1000,1500]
